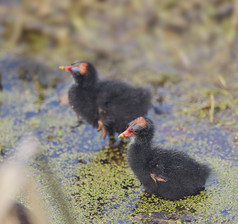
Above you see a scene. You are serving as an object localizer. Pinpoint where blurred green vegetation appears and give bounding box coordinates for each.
[0,0,238,73]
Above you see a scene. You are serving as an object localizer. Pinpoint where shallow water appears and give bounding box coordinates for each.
[0,56,237,223]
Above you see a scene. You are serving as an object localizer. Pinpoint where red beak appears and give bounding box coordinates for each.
[59,65,74,73]
[118,126,134,138]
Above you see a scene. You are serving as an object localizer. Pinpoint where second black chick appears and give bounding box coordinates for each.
[119,117,211,200]
[59,61,152,139]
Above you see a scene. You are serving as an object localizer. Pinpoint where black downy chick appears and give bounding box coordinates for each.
[60,62,99,128]
[119,117,211,200]
[59,61,152,138]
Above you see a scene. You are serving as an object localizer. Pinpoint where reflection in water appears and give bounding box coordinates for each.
[98,140,128,164]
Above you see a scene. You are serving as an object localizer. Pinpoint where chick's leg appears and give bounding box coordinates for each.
[97,120,107,139]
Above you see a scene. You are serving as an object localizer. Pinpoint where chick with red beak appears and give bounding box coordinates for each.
[118,117,211,200]
[59,61,99,134]
[59,61,152,141]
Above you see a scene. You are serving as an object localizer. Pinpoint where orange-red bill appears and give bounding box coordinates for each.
[59,65,74,73]
[118,126,135,138]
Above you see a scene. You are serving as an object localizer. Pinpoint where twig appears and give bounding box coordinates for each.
[217,75,227,89]
[209,94,215,123]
